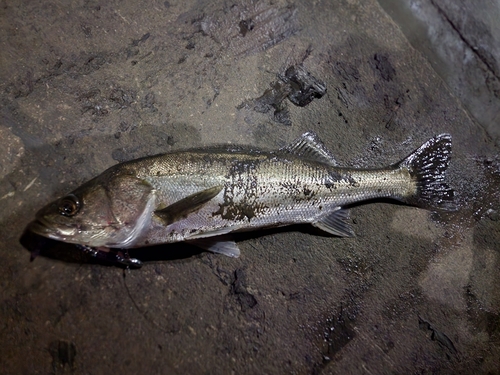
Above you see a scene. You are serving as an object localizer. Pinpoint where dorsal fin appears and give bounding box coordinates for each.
[280,131,337,166]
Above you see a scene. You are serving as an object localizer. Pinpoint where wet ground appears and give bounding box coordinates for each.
[1,0,499,374]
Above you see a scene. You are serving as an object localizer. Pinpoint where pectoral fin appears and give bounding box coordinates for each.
[312,208,354,237]
[155,185,223,225]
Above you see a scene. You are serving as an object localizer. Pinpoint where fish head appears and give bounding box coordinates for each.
[28,173,155,248]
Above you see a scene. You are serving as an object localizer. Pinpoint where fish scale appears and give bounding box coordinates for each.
[28,131,454,267]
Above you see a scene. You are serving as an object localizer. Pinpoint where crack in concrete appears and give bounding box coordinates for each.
[430,0,500,82]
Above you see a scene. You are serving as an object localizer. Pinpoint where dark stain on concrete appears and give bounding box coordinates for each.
[371,53,396,82]
[238,64,326,126]
[48,340,77,374]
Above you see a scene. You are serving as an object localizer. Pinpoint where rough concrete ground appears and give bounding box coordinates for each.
[378,0,500,146]
[1,0,499,374]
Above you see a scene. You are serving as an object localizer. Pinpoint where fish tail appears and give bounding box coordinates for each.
[397,134,455,210]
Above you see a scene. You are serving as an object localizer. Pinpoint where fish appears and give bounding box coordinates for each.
[27,131,454,267]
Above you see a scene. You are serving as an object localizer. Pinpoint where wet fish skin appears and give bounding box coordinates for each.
[28,132,454,262]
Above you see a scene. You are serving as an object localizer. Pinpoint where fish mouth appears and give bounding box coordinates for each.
[27,219,79,242]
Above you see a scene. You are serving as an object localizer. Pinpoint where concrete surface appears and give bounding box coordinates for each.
[1,0,499,374]
[378,0,500,146]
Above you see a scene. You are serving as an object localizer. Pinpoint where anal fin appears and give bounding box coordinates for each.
[312,208,354,237]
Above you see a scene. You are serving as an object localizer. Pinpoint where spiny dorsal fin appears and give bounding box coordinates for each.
[280,131,337,166]
[312,208,354,237]
[155,185,223,225]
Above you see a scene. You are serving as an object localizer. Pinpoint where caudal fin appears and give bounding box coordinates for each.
[397,134,455,211]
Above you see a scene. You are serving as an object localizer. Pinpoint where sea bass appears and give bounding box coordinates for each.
[28,132,454,267]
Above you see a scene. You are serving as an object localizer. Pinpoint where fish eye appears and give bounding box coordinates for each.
[58,194,81,216]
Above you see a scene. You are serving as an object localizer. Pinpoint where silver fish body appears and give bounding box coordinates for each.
[28,132,454,261]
